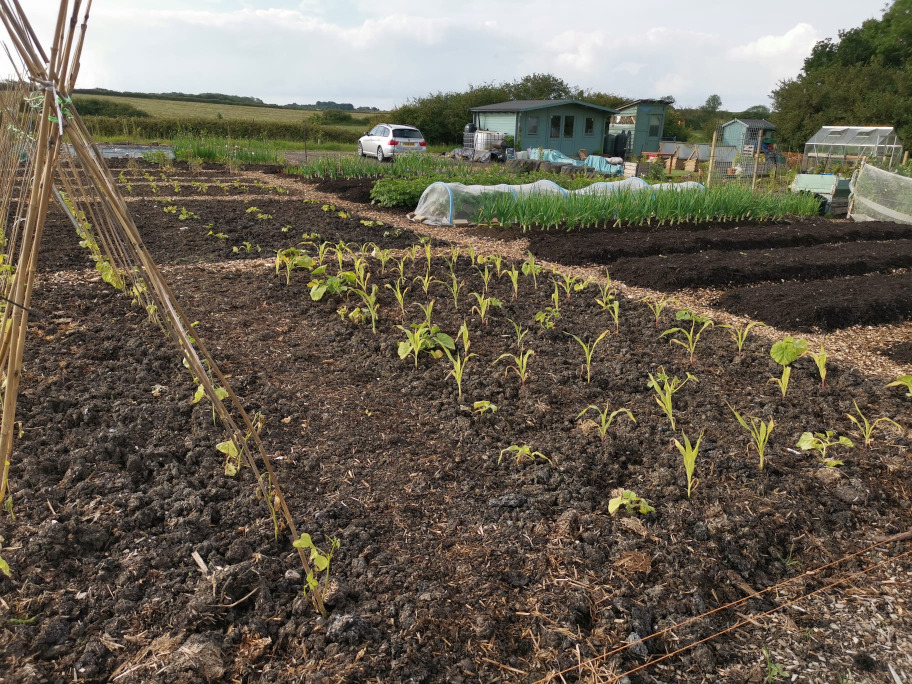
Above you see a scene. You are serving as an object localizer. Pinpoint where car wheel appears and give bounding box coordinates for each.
[376,146,385,162]
[357,142,364,157]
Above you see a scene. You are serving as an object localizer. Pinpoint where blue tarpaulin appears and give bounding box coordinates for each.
[527,148,623,176]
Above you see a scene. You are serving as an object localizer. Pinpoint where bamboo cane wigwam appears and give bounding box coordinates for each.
[0,1,316,588]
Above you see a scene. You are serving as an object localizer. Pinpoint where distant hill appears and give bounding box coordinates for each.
[73,89,380,112]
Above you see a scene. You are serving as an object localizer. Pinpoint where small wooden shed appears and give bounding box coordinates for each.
[469,99,618,157]
[606,99,670,159]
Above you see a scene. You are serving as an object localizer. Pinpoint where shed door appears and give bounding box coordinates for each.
[548,112,578,156]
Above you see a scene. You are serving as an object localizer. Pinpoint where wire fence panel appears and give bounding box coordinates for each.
[707,120,785,188]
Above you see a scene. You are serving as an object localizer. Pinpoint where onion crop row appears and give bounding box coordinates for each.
[288,154,461,181]
[472,185,822,230]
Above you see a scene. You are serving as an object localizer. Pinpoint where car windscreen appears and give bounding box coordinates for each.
[392,128,423,139]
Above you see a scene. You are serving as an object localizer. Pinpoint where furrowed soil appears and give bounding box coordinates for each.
[1,163,911,683]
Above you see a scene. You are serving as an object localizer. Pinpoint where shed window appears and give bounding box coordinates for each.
[527,116,539,136]
[585,117,594,136]
[550,115,561,138]
[648,114,661,138]
[563,116,575,138]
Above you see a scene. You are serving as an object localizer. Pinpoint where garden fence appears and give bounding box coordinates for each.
[706,120,784,189]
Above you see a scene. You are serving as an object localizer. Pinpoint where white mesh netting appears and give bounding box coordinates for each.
[849,164,912,224]
[413,177,674,225]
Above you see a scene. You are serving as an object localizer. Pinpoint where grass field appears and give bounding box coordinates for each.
[73,94,382,127]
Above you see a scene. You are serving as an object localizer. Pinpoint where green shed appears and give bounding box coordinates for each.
[469,99,618,157]
[719,118,776,152]
[606,99,671,159]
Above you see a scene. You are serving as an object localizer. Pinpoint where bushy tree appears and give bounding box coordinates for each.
[772,0,911,149]
[701,94,722,113]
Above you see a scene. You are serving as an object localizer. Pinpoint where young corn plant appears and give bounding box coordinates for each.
[809,344,828,389]
[507,318,530,351]
[845,401,902,448]
[577,403,635,444]
[476,265,493,293]
[886,375,912,398]
[498,444,550,465]
[494,349,534,387]
[553,273,577,301]
[414,300,435,328]
[642,295,676,327]
[392,256,408,281]
[718,320,766,358]
[796,431,853,467]
[674,429,704,498]
[470,291,502,325]
[503,265,521,301]
[384,279,410,319]
[727,403,775,471]
[413,266,440,296]
[353,284,380,333]
[647,367,697,431]
[442,346,476,400]
[489,254,504,277]
[522,252,543,289]
[567,330,611,384]
[374,248,393,274]
[661,309,713,366]
[769,336,808,397]
[445,273,465,310]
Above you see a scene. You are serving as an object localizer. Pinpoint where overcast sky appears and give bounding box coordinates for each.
[20,1,881,111]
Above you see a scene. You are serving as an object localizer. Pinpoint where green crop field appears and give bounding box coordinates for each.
[72,94,383,126]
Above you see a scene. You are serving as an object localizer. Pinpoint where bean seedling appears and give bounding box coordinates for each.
[473,400,498,415]
[886,375,912,397]
[292,532,341,618]
[727,403,775,471]
[796,431,853,467]
[647,367,697,431]
[845,401,901,447]
[396,321,455,368]
[769,336,808,397]
[577,402,635,443]
[608,489,655,516]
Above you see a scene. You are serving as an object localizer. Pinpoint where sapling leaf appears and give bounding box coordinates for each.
[886,375,912,398]
[0,555,9,578]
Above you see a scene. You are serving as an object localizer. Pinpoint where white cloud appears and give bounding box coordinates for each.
[613,62,644,77]
[728,22,819,62]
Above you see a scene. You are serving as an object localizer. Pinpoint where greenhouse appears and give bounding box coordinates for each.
[802,126,903,171]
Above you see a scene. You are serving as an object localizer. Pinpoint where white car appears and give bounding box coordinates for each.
[358,124,427,161]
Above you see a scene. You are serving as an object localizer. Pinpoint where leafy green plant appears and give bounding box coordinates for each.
[396,322,455,368]
[178,208,199,221]
[308,271,356,301]
[162,204,177,214]
[292,532,341,618]
[534,307,561,330]
[193,384,229,425]
[641,296,676,327]
[647,367,697,431]
[498,444,549,465]
[796,431,854,467]
[232,241,261,254]
[727,403,776,471]
[275,248,316,285]
[718,320,765,357]
[494,349,534,387]
[845,401,901,447]
[577,402,635,443]
[661,309,713,366]
[608,489,655,516]
[673,429,704,498]
[886,375,912,397]
[762,646,786,683]
[769,336,808,397]
[567,330,611,384]
[473,400,498,415]
[470,291,502,325]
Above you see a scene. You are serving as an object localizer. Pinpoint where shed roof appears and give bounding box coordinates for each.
[722,118,777,130]
[805,125,900,147]
[469,99,618,114]
[616,99,672,111]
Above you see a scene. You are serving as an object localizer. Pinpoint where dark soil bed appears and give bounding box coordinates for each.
[527,220,912,265]
[718,272,912,331]
[312,177,378,205]
[605,239,912,291]
[3,164,911,682]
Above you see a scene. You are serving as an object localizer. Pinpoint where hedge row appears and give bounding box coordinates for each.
[80,116,361,144]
